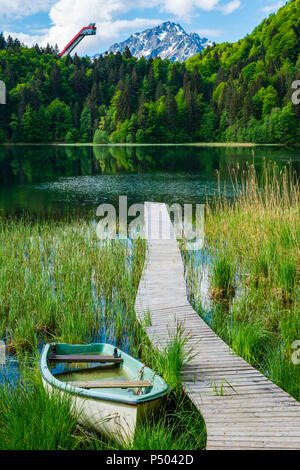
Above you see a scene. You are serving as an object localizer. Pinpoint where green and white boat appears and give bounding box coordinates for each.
[40,343,169,444]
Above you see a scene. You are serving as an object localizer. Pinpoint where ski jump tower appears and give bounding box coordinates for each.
[59,23,96,57]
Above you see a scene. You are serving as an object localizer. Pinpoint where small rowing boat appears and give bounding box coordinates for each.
[40,342,169,444]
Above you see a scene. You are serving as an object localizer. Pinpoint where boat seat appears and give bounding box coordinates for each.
[67,380,152,389]
[49,354,123,364]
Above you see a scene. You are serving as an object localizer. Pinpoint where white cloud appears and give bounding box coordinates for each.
[195,0,223,10]
[195,28,223,37]
[96,19,163,40]
[161,0,225,20]
[4,0,162,53]
[47,0,162,42]
[3,31,44,46]
[0,0,53,19]
[219,0,241,15]
[5,18,163,54]
[261,1,284,14]
[2,0,240,54]
[161,0,241,19]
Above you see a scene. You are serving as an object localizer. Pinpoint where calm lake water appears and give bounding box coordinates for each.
[0,145,299,215]
[1,145,299,385]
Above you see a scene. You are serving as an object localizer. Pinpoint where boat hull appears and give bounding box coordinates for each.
[40,343,169,444]
[42,376,163,444]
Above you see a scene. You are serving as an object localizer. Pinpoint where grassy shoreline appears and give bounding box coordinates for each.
[0,160,298,449]
[183,161,300,400]
[0,142,287,147]
[0,214,206,450]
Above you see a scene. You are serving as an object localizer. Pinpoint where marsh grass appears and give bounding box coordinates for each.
[184,161,300,400]
[226,317,273,366]
[0,366,86,450]
[210,378,237,396]
[210,255,235,300]
[0,215,145,355]
[82,393,206,451]
[0,325,206,451]
[130,394,206,450]
[0,213,206,450]
[139,323,193,392]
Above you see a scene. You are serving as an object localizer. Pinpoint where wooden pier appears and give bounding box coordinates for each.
[135,202,300,450]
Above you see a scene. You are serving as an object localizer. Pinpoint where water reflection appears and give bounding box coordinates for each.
[0,145,299,215]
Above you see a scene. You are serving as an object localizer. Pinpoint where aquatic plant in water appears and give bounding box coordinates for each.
[184,162,300,400]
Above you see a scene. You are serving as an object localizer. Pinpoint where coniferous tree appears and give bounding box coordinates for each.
[155,81,164,100]
[50,63,62,100]
[1,0,300,145]
[137,91,148,130]
[165,88,177,134]
[0,33,6,50]
[123,46,132,59]
[80,107,92,142]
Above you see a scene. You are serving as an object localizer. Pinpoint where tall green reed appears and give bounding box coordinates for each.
[185,161,300,400]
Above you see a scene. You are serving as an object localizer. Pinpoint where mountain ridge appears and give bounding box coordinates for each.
[105,21,213,62]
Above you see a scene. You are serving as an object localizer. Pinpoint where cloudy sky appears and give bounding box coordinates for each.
[0,0,286,55]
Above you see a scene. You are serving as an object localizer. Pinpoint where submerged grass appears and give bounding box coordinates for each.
[0,215,145,355]
[128,395,206,451]
[210,255,235,301]
[0,328,206,451]
[139,323,193,391]
[184,160,300,400]
[0,213,206,450]
[0,366,84,450]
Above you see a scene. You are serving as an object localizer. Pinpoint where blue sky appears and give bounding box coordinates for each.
[0,0,287,55]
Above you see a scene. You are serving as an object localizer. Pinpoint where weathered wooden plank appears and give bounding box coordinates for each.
[67,380,152,389]
[49,355,123,364]
[190,393,299,402]
[135,202,300,450]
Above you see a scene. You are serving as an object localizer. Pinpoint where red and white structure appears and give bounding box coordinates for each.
[59,23,97,57]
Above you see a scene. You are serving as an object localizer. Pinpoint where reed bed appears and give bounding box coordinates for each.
[0,213,206,450]
[184,160,300,400]
[0,215,145,355]
[0,327,206,451]
[0,365,86,450]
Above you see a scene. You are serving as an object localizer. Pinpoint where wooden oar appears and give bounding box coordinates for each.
[67,380,152,389]
[49,354,123,364]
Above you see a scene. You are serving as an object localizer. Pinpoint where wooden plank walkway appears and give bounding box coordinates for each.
[135,202,300,450]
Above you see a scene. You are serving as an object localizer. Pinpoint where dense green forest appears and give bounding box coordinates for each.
[0,0,300,144]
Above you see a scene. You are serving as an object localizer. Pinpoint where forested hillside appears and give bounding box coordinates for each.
[186,0,300,143]
[0,0,300,144]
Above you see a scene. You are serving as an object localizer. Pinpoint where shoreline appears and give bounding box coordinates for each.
[0,142,289,147]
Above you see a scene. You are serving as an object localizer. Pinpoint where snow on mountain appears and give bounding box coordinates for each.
[105,22,213,62]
